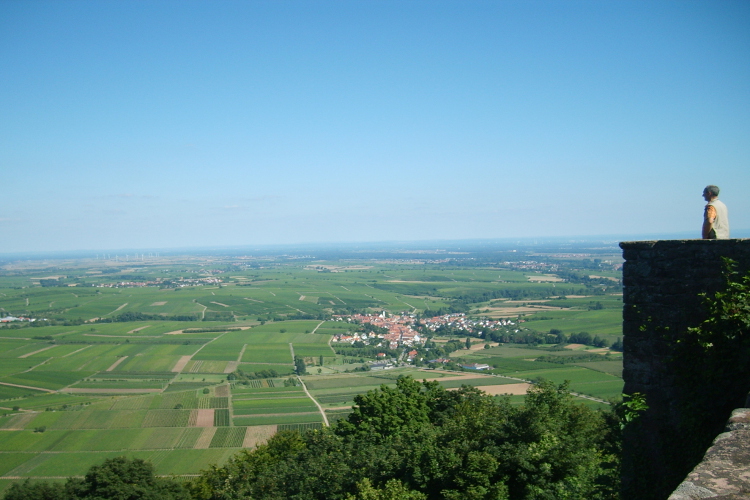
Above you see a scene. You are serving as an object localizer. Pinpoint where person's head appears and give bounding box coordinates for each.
[703,185,720,201]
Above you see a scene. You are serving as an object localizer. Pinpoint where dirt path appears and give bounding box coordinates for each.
[310,320,325,334]
[19,345,57,358]
[106,356,128,371]
[298,376,329,426]
[172,355,192,373]
[237,344,247,362]
[328,292,346,304]
[195,301,208,319]
[63,346,91,357]
[0,381,54,393]
[395,297,417,312]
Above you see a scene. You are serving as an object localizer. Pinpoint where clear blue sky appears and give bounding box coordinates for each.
[1,0,748,253]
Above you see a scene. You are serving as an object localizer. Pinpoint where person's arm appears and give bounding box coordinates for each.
[702,205,716,239]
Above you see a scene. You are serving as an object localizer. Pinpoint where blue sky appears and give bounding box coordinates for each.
[1,0,748,253]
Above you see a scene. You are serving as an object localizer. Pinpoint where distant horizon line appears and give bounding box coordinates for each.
[3,229,749,259]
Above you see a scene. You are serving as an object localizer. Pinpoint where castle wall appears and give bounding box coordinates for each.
[620,239,750,499]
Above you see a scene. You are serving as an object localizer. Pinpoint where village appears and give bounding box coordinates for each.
[93,276,223,288]
[332,311,518,347]
[330,311,518,370]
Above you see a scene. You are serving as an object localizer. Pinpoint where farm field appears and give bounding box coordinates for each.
[0,247,624,488]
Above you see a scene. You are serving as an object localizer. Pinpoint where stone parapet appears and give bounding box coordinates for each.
[669,407,750,499]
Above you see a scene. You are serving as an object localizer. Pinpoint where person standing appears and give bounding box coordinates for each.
[702,185,730,239]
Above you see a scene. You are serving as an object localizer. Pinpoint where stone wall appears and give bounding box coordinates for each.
[669,405,750,499]
[620,239,750,500]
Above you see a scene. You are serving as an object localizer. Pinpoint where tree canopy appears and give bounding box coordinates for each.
[3,457,191,500]
[189,377,619,500]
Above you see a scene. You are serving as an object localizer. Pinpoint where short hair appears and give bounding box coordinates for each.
[704,185,720,197]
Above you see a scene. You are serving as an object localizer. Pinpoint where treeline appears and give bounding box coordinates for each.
[423,339,465,359]
[96,312,199,323]
[535,353,610,364]
[202,311,235,322]
[3,457,190,500]
[257,312,330,322]
[0,317,86,329]
[565,331,609,348]
[3,378,621,500]
[420,305,468,318]
[435,324,623,351]
[435,325,560,346]
[228,368,280,382]
[549,330,622,351]
[333,345,400,359]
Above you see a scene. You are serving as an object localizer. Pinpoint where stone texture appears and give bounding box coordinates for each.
[668,421,750,499]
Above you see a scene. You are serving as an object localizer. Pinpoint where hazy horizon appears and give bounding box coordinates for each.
[5,229,750,261]
[2,1,748,254]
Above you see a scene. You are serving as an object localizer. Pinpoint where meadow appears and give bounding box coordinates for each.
[0,248,623,489]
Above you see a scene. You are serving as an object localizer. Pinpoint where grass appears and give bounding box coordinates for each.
[232,397,316,408]
[0,449,241,477]
[523,308,623,340]
[0,453,39,476]
[214,409,230,426]
[0,385,45,400]
[233,413,323,426]
[209,427,246,448]
[237,363,294,375]
[142,410,191,427]
[240,344,293,364]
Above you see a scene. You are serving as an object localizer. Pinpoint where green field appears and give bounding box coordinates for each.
[0,249,624,483]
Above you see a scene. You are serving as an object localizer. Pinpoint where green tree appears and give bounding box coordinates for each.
[184,377,619,500]
[610,337,623,352]
[337,376,432,440]
[3,457,191,500]
[294,356,307,375]
[68,457,190,500]
[3,479,66,500]
[345,479,426,500]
